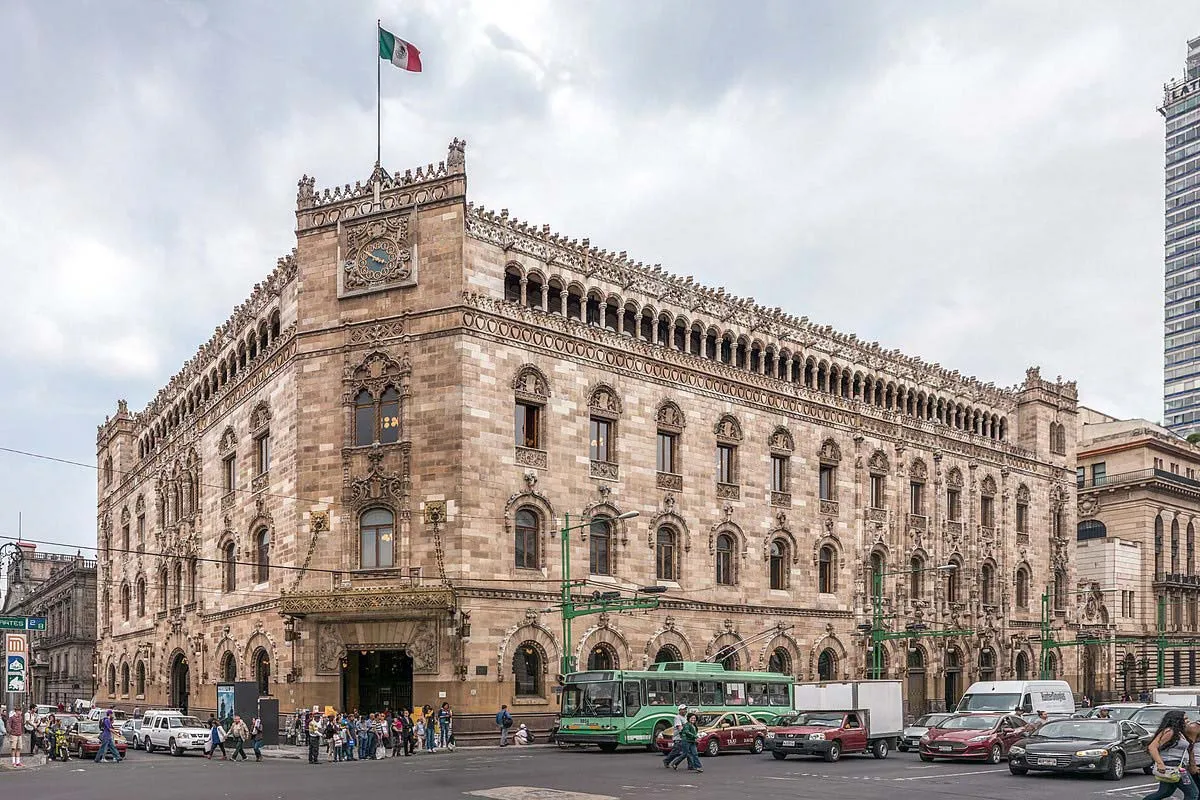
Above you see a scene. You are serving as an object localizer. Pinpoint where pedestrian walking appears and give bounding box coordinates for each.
[206,714,228,760]
[496,704,513,746]
[307,714,321,764]
[668,712,702,773]
[1144,709,1198,800]
[7,706,24,768]
[662,703,688,768]
[95,709,122,763]
[438,702,454,750]
[229,715,250,761]
[251,715,264,762]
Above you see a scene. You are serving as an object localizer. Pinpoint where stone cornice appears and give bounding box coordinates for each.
[201,597,281,623]
[279,587,454,618]
[453,585,854,618]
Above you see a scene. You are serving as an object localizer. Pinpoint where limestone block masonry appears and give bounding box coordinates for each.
[95,140,1080,721]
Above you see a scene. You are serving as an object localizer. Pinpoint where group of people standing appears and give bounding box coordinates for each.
[302,703,454,765]
[203,713,265,762]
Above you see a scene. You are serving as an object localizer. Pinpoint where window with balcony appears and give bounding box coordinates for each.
[771,455,789,494]
[255,433,271,475]
[1091,462,1106,485]
[589,417,612,463]
[223,454,236,494]
[1016,501,1028,535]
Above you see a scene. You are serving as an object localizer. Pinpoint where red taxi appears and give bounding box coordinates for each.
[655,711,768,757]
[919,713,1027,764]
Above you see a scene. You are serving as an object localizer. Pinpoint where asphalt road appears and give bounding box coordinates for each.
[2,744,1163,800]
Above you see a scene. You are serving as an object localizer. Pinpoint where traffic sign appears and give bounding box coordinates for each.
[0,616,46,631]
[6,653,25,694]
[6,655,24,674]
[6,674,24,693]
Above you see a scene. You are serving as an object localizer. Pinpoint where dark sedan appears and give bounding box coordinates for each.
[1008,719,1153,780]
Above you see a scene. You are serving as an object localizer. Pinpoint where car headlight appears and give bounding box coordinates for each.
[968,735,992,742]
[809,732,825,740]
[1075,748,1109,758]
[920,735,931,743]
[1009,746,1025,755]
[766,732,775,739]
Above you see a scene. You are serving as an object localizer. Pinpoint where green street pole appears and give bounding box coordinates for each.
[560,512,575,676]
[871,570,884,679]
[1040,590,1051,680]
[1157,595,1167,689]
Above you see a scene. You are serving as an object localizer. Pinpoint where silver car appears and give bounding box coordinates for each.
[899,713,952,752]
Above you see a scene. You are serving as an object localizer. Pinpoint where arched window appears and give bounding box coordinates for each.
[1173,519,1181,575]
[587,644,615,671]
[1016,566,1030,608]
[1190,522,1196,576]
[979,648,996,682]
[946,557,962,603]
[253,649,270,696]
[867,551,885,597]
[354,389,375,446]
[379,387,401,445]
[1077,520,1108,541]
[360,508,395,569]
[1054,569,1067,610]
[981,563,995,606]
[223,542,237,592]
[255,528,270,583]
[589,516,612,576]
[655,527,677,582]
[221,652,236,682]
[513,642,542,697]
[173,561,183,607]
[909,555,925,597]
[159,567,169,611]
[120,583,130,621]
[104,456,113,486]
[818,545,835,593]
[715,533,735,586]
[1015,651,1030,680]
[719,648,740,671]
[1156,516,1165,580]
[768,647,792,675]
[136,576,146,617]
[817,649,837,681]
[654,645,681,665]
[136,661,146,696]
[107,664,116,695]
[189,558,198,602]
[515,508,539,570]
[770,540,788,590]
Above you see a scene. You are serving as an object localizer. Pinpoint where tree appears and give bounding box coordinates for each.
[1188,433,1200,445]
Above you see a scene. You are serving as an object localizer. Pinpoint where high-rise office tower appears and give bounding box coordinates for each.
[1164,36,1200,435]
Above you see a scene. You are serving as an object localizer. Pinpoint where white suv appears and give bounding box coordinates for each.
[143,711,210,756]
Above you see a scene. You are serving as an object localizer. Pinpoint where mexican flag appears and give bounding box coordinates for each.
[379,27,422,72]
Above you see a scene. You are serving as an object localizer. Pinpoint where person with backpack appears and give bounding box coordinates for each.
[496,704,513,746]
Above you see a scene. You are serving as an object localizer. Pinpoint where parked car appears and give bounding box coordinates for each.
[899,713,952,752]
[68,719,128,760]
[119,719,143,749]
[1074,704,1145,720]
[766,709,891,762]
[1129,705,1195,732]
[87,708,129,722]
[142,711,216,756]
[919,713,1026,764]
[956,680,1075,716]
[1008,718,1154,780]
[654,711,768,757]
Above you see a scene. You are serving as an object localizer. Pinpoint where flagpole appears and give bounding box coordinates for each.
[376,19,382,167]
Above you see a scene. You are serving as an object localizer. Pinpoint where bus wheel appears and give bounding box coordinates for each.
[598,743,618,753]
[648,721,669,752]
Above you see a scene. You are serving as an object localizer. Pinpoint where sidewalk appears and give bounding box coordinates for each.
[0,754,47,770]
[262,743,553,761]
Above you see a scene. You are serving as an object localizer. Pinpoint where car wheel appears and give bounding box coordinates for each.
[872,739,889,759]
[705,738,720,757]
[824,741,841,763]
[1105,753,1125,781]
[77,745,85,759]
[170,738,182,757]
[597,742,618,753]
[897,744,908,752]
[751,737,765,754]
[771,750,788,761]
[1145,765,1156,775]
[987,744,1002,765]
[919,753,934,762]
[144,736,154,753]
[1009,765,1028,776]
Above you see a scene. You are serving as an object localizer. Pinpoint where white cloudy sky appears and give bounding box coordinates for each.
[0,0,1196,552]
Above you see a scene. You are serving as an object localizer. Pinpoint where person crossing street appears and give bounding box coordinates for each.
[662,704,688,769]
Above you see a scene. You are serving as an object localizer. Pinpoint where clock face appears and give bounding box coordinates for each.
[359,239,396,274]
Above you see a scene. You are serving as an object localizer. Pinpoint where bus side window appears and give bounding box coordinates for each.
[624,682,642,715]
[675,680,699,707]
[725,682,746,706]
[767,682,790,706]
[648,679,674,706]
[747,682,767,705]
[700,681,724,706]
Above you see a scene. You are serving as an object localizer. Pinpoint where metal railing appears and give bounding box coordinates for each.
[1078,468,1200,492]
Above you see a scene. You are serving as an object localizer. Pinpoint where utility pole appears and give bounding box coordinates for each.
[868,563,970,680]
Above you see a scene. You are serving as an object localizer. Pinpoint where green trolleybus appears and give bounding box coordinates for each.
[556,661,793,751]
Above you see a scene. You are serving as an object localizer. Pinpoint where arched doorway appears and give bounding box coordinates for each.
[1122,653,1137,698]
[345,649,413,713]
[253,649,270,696]
[817,648,837,681]
[654,645,681,665]
[587,644,616,671]
[1080,645,1099,702]
[907,647,927,717]
[1015,651,1030,680]
[169,652,190,714]
[944,648,962,710]
[768,646,792,675]
[719,648,741,672]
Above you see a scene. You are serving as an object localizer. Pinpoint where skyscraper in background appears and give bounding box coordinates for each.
[1164,36,1200,435]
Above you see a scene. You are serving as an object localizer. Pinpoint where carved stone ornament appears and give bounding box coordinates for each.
[513,364,550,403]
[345,448,405,510]
[410,621,438,673]
[981,474,998,496]
[655,401,685,432]
[317,624,345,674]
[819,438,841,464]
[909,459,928,482]
[587,383,623,418]
[341,212,415,294]
[1016,484,1031,503]
[946,467,964,489]
[768,426,794,453]
[1078,494,1099,519]
[219,426,237,455]
[868,450,889,474]
[713,413,743,442]
[250,401,271,432]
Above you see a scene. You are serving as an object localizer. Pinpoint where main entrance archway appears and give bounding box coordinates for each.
[343,650,413,714]
[169,653,190,714]
[944,648,962,710]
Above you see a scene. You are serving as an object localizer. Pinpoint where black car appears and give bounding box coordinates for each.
[1129,705,1195,732]
[1008,719,1153,780]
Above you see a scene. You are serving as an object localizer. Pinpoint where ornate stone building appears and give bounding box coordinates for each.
[1076,408,1200,700]
[95,141,1079,720]
[1,544,98,706]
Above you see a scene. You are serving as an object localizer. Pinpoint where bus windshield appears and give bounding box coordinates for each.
[562,681,623,717]
[957,693,1020,712]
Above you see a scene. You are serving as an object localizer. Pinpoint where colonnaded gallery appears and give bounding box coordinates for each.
[95,140,1081,721]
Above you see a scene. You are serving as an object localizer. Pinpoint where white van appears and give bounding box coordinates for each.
[142,709,211,756]
[956,681,1075,715]
[1153,687,1200,706]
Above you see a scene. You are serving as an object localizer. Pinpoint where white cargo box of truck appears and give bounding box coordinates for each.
[793,680,904,738]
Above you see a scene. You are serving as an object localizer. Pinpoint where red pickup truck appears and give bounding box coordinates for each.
[765,709,891,762]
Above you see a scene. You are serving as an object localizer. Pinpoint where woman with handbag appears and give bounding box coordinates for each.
[1144,710,1198,800]
[206,714,228,761]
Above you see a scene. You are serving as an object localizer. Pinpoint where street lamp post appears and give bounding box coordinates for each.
[870,563,964,679]
[558,510,658,676]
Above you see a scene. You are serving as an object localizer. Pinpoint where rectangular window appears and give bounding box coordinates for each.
[948,489,961,521]
[589,418,611,462]
[1076,466,1085,486]
[909,482,924,515]
[1156,457,1165,470]
[1092,462,1106,485]
[121,524,130,554]
[255,434,271,475]
[724,683,746,706]
[514,402,541,449]
[771,455,788,492]
[223,455,236,493]
[699,681,724,706]
[136,514,145,547]
[819,465,836,501]
[674,680,699,708]
[981,496,995,527]
[870,475,885,509]
[1016,503,1028,534]
[646,679,674,707]
[717,444,736,484]
[656,432,678,473]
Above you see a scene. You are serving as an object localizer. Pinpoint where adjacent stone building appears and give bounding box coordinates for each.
[0,544,98,707]
[95,141,1080,720]
[1076,408,1200,699]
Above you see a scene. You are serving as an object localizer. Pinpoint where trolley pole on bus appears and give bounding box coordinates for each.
[557,511,663,676]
